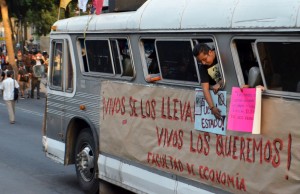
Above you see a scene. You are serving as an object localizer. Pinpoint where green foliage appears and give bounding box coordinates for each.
[5,0,78,36]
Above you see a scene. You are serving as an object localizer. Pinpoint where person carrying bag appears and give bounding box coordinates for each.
[0,70,19,124]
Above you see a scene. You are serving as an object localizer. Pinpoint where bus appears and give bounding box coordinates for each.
[42,0,300,193]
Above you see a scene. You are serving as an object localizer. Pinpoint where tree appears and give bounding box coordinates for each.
[0,0,17,76]
[6,0,77,37]
[7,0,58,36]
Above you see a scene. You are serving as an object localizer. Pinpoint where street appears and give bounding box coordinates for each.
[0,90,135,194]
[0,96,83,194]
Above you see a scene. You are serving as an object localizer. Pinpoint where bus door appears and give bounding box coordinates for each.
[47,37,75,163]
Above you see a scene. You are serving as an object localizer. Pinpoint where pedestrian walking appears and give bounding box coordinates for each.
[0,70,19,124]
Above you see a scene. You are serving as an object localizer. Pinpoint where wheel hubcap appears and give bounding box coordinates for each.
[76,146,94,182]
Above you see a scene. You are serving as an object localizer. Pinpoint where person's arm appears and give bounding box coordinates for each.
[17,73,21,82]
[15,79,19,89]
[146,73,161,82]
[212,79,223,94]
[241,84,265,91]
[202,82,222,119]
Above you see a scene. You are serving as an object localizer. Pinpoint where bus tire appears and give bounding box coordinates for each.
[75,129,99,194]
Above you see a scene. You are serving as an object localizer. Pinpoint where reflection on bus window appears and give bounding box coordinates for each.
[256,42,300,93]
[50,41,63,88]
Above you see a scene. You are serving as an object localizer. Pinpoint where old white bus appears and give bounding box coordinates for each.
[43,0,300,193]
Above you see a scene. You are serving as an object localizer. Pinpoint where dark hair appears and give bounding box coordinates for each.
[6,70,14,77]
[192,43,212,57]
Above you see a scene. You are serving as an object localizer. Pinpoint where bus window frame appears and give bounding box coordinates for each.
[48,36,76,98]
[191,38,224,88]
[84,38,114,74]
[154,39,200,83]
[49,39,64,91]
[139,36,225,89]
[110,39,124,75]
[230,37,258,88]
[231,36,300,99]
[254,38,300,99]
[78,36,135,80]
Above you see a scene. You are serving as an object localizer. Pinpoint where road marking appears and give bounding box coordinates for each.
[0,103,43,117]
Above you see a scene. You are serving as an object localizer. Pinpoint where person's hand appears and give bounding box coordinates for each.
[145,75,151,82]
[211,107,222,119]
[212,83,221,94]
[256,85,265,91]
[240,84,265,91]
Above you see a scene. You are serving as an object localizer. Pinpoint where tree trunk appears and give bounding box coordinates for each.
[0,0,18,78]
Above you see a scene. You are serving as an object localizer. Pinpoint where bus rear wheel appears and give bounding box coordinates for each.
[75,129,99,194]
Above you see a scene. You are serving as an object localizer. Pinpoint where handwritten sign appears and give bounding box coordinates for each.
[194,89,227,135]
[227,87,261,134]
[100,82,300,194]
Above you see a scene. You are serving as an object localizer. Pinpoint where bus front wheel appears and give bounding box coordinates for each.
[75,129,99,194]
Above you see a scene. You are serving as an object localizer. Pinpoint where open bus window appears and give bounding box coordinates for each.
[110,39,133,77]
[50,41,63,89]
[232,39,262,87]
[256,41,300,93]
[192,39,224,88]
[141,39,159,74]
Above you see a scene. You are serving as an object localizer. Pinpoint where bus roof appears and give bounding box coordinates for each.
[53,0,300,33]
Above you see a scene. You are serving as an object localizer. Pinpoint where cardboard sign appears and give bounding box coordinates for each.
[227,87,261,134]
[194,89,227,135]
[100,82,300,194]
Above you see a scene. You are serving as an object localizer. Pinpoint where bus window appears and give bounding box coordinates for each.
[66,41,74,92]
[155,40,198,82]
[141,39,159,75]
[50,41,63,89]
[232,39,262,87]
[140,39,199,82]
[110,39,133,76]
[192,39,224,87]
[256,41,300,93]
[79,39,88,72]
[85,39,113,73]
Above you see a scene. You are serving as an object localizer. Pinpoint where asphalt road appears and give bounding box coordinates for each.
[0,93,135,194]
[0,97,83,194]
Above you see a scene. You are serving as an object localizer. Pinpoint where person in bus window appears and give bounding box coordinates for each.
[193,43,223,119]
[146,51,161,82]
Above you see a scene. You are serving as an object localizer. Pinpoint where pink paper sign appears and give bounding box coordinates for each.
[227,87,256,132]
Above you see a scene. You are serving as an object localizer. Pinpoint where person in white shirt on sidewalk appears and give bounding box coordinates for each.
[0,70,19,124]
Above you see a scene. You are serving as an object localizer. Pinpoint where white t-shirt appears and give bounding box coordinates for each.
[0,77,19,101]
